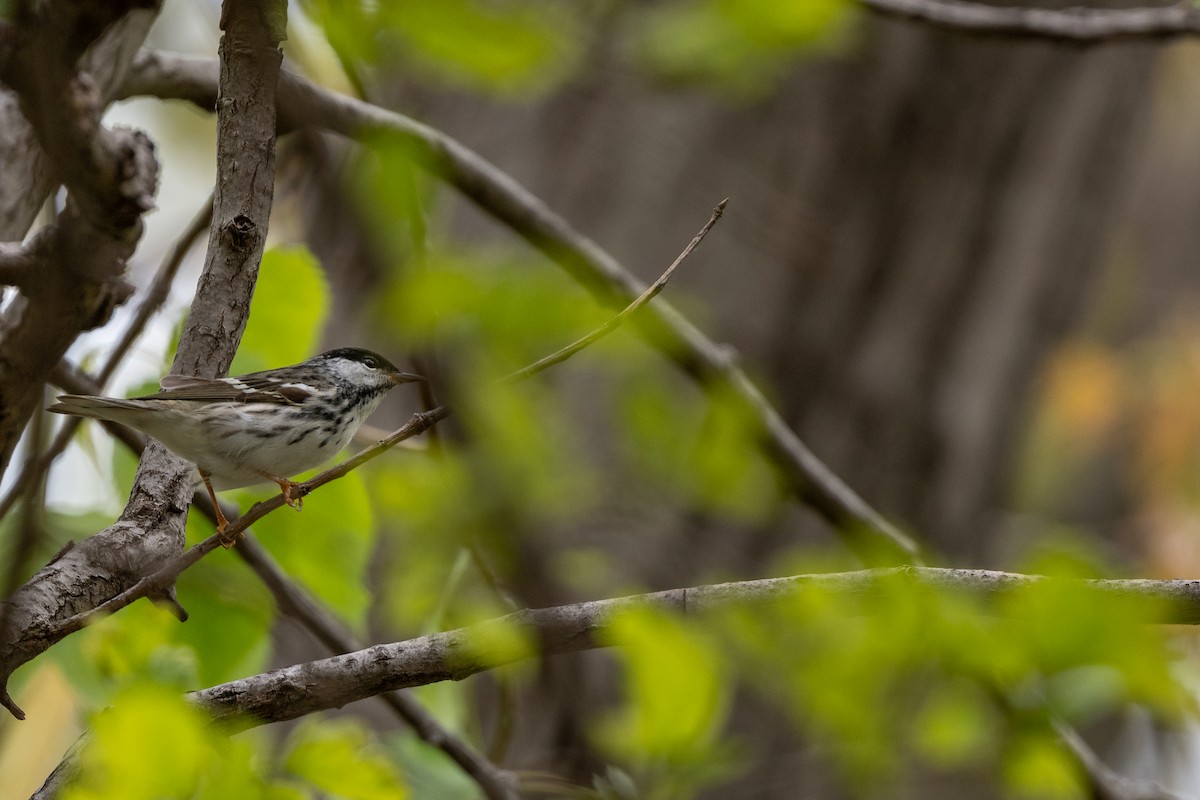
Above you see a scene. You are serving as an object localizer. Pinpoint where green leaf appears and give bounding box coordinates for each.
[63,685,214,800]
[284,718,409,800]
[80,605,198,691]
[911,680,1000,768]
[304,0,581,97]
[597,607,730,761]
[632,0,855,93]
[170,554,275,688]
[1003,731,1085,799]
[617,376,780,520]
[252,466,375,631]
[233,246,330,375]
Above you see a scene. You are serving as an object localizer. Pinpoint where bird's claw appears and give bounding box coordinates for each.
[216,520,243,549]
[279,479,303,511]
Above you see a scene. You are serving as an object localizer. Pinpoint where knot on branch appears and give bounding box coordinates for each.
[223,214,259,252]
[106,126,159,232]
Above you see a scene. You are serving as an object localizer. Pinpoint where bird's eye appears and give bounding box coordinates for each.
[362,356,377,369]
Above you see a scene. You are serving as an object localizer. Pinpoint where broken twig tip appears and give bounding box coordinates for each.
[150,587,190,623]
[1,687,26,720]
[716,198,729,215]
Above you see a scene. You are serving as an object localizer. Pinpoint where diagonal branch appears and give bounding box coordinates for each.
[121,51,920,565]
[38,407,447,641]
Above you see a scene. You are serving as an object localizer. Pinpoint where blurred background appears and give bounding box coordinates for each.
[5,0,1200,797]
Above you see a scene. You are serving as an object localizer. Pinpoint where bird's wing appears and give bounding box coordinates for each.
[144,373,316,405]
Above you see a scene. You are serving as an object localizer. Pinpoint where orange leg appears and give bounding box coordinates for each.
[201,471,240,548]
[259,471,303,510]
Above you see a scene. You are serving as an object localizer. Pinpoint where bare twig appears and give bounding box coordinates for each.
[1053,720,1190,800]
[503,199,727,384]
[860,0,1200,41]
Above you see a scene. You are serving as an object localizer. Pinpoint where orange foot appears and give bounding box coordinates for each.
[217,520,244,549]
[261,472,304,511]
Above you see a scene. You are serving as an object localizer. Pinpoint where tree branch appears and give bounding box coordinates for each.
[0,1,161,484]
[0,241,39,289]
[0,191,212,529]
[860,0,1200,41]
[189,566,1200,728]
[1053,721,1189,800]
[121,51,920,565]
[0,0,286,721]
[0,2,158,241]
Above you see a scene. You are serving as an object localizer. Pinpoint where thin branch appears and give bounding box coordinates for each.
[121,51,921,565]
[1053,720,1190,800]
[189,566,1200,727]
[860,0,1200,41]
[503,199,727,384]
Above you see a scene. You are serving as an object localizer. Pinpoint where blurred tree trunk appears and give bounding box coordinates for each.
[289,12,1168,796]
[413,20,1159,563]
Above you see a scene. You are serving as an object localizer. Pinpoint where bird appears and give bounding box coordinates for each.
[48,347,424,544]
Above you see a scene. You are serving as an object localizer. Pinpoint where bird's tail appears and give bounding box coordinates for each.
[48,395,146,422]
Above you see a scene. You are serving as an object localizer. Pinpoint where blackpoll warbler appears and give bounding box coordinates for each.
[49,348,423,542]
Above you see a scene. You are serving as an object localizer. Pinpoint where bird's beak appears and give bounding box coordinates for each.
[390,371,426,385]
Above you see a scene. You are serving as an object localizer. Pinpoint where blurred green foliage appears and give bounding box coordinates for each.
[299,0,854,99]
[284,719,409,800]
[596,607,739,797]
[575,543,1190,797]
[11,2,1195,798]
[630,0,856,93]
[300,0,584,96]
[233,246,331,376]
